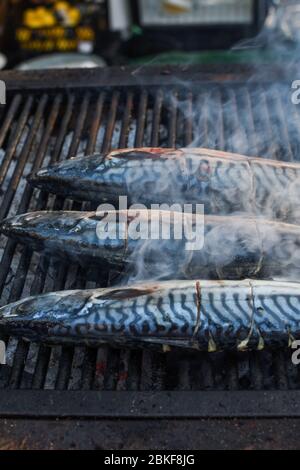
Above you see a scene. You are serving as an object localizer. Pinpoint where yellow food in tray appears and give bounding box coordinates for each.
[24,8,56,28]
[55,2,81,27]
[23,2,81,29]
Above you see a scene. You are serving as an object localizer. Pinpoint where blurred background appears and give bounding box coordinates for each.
[0,0,299,71]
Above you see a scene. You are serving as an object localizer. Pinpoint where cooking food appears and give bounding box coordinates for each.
[0,279,299,352]
[28,148,300,222]
[1,210,300,279]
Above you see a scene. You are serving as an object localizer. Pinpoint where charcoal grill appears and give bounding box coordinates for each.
[1,65,300,426]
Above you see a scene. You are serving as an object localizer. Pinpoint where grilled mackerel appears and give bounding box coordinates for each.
[28,148,300,222]
[0,280,299,351]
[1,210,300,279]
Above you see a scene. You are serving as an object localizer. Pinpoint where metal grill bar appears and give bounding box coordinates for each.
[0,94,22,149]
[151,89,163,148]
[119,91,134,150]
[135,90,148,148]
[86,92,105,156]
[0,96,33,187]
[0,95,48,220]
[2,389,300,418]
[31,345,52,390]
[102,90,120,154]
[167,91,178,148]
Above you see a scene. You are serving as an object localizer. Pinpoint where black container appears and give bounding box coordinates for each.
[126,0,270,56]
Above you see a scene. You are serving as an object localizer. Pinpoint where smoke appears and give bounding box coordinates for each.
[118,211,300,285]
[119,209,200,283]
[111,3,300,286]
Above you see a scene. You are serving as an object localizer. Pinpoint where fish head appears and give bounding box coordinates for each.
[0,295,49,340]
[0,210,130,267]
[27,154,104,198]
[0,290,91,342]
[0,211,89,249]
[27,150,178,204]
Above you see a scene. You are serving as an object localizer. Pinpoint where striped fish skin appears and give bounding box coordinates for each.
[28,148,300,222]
[2,210,300,279]
[0,280,299,351]
[1,211,300,279]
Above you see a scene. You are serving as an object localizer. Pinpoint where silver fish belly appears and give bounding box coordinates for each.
[0,280,299,351]
[27,148,300,222]
[1,210,300,279]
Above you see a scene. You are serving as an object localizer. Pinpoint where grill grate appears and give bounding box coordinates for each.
[0,68,300,416]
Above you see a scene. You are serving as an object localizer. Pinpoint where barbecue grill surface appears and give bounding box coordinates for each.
[0,66,300,419]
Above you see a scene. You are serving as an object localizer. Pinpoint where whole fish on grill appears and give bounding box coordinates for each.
[28,148,300,222]
[1,210,300,279]
[0,279,299,351]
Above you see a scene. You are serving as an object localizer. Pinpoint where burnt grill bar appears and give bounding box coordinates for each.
[0,67,300,417]
[0,65,294,91]
[2,390,300,418]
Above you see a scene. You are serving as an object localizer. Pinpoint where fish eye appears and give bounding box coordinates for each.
[15,301,30,316]
[69,222,83,234]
